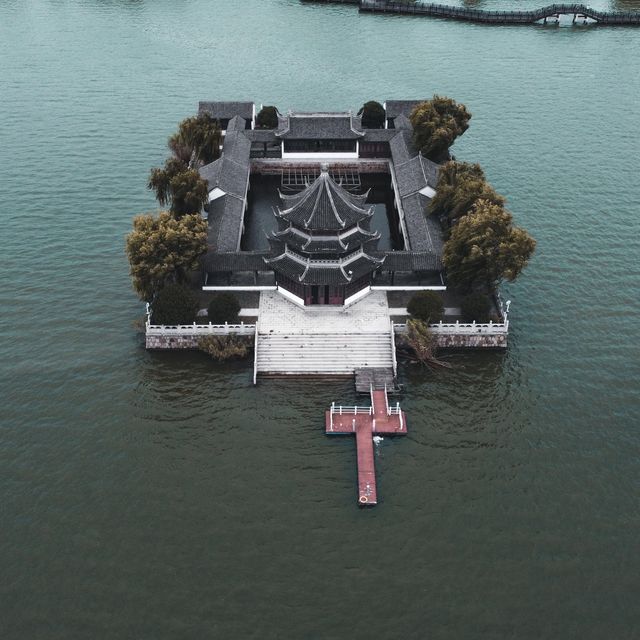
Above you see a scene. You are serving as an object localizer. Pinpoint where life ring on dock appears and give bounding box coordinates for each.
[359,495,368,504]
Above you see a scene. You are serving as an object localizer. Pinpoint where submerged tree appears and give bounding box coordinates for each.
[405,319,450,368]
[125,211,207,301]
[410,96,471,162]
[443,200,536,293]
[148,158,209,219]
[256,106,279,129]
[198,335,251,361]
[358,101,386,129]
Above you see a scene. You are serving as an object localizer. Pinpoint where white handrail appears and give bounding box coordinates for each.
[146,322,256,336]
[252,319,259,385]
[393,321,508,335]
[390,321,398,376]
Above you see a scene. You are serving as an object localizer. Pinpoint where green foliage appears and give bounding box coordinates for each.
[148,158,209,218]
[256,106,279,129]
[443,200,536,293]
[407,291,444,323]
[410,96,471,162]
[174,113,222,165]
[198,335,251,361]
[125,211,207,301]
[358,101,386,129]
[430,161,506,226]
[151,283,199,325]
[461,292,492,323]
[207,293,241,324]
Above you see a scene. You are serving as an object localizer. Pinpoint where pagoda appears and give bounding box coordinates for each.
[265,168,384,305]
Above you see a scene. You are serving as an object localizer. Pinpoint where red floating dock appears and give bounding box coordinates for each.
[325,387,407,506]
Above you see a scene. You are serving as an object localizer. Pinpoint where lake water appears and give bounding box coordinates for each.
[1,1,639,638]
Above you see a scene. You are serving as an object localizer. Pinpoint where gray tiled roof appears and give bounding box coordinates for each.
[400,193,443,255]
[395,154,440,198]
[277,171,373,231]
[373,250,442,272]
[245,129,279,143]
[276,113,364,140]
[271,225,379,254]
[203,251,270,272]
[267,249,383,285]
[385,100,427,119]
[200,124,252,252]
[389,128,415,165]
[393,114,413,130]
[361,129,397,142]
[198,101,254,121]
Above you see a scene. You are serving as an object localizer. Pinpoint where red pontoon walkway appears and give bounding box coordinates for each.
[325,387,407,506]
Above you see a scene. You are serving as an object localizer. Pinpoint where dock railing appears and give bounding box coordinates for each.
[253,319,260,385]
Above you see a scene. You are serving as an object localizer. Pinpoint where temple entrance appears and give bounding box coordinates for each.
[305,285,344,306]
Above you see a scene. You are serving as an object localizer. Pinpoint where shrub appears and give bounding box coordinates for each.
[358,101,386,129]
[461,293,492,323]
[256,106,279,129]
[198,335,251,361]
[407,291,444,323]
[151,283,199,325]
[207,293,240,324]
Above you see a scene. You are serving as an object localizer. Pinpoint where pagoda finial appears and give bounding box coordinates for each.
[320,162,329,174]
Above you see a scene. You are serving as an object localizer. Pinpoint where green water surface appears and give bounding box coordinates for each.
[1,1,639,638]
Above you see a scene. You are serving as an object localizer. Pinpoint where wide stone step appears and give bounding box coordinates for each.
[256,332,394,374]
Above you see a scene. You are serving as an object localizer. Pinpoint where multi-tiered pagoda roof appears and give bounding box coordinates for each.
[265,170,384,286]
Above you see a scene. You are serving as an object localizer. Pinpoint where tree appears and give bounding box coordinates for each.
[207,293,240,324]
[148,158,186,208]
[125,211,207,301]
[430,161,506,230]
[172,113,222,166]
[358,101,386,129]
[151,283,199,325]
[410,96,471,162]
[148,158,208,219]
[405,319,450,368]
[461,292,492,323]
[443,200,536,293]
[256,106,279,129]
[407,291,444,323]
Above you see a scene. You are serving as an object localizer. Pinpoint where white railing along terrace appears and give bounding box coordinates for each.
[394,320,509,335]
[146,321,256,336]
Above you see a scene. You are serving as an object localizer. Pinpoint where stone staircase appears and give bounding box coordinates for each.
[255,332,394,375]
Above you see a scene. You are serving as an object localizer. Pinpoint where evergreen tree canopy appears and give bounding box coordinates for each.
[125,211,207,301]
[430,161,505,224]
[410,96,471,162]
[148,158,209,219]
[256,106,279,129]
[151,283,199,325]
[358,101,386,129]
[443,200,536,293]
[172,113,222,165]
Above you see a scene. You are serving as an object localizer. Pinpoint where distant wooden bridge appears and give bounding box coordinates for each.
[305,0,640,26]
